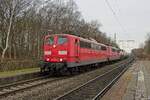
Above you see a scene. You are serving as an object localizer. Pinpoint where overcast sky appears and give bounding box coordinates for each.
[75,0,150,52]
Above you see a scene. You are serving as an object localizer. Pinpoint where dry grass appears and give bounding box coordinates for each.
[0,60,40,72]
[0,67,40,78]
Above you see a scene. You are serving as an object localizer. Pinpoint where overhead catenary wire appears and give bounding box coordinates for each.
[104,0,127,33]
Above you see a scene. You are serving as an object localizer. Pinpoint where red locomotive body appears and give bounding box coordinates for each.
[41,34,121,72]
[108,47,120,61]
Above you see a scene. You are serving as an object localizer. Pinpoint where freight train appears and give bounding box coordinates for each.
[41,34,127,74]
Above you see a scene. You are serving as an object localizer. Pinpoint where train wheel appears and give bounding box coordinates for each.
[40,65,46,74]
[68,68,73,75]
[75,67,79,74]
[40,68,44,73]
[67,67,77,75]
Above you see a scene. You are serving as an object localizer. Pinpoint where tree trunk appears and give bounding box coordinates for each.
[1,1,16,62]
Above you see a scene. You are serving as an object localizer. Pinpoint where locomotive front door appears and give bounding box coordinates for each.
[75,39,79,62]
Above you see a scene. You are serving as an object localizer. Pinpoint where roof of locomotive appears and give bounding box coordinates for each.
[45,34,110,47]
[45,34,78,38]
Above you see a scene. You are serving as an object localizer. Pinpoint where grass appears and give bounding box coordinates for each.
[0,67,40,78]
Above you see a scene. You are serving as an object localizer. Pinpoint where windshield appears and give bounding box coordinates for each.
[45,36,54,45]
[58,36,68,44]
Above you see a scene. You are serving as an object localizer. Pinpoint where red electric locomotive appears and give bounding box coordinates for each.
[41,34,121,73]
[108,47,121,61]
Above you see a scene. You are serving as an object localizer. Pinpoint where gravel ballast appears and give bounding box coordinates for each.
[2,60,129,100]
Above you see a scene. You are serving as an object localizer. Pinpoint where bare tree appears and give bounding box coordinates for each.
[1,0,16,60]
[0,0,31,61]
[0,0,118,61]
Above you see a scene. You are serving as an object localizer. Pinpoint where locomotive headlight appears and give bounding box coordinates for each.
[58,51,67,55]
[60,58,63,62]
[44,51,51,55]
[53,45,56,48]
[46,58,50,61]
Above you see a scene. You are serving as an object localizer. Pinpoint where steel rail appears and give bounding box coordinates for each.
[92,60,131,100]
[55,58,134,100]
[0,75,49,90]
[0,76,67,98]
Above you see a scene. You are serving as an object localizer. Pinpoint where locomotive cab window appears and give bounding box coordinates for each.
[112,48,116,52]
[58,36,68,44]
[101,46,107,51]
[45,36,54,45]
[80,40,91,49]
[117,50,120,53]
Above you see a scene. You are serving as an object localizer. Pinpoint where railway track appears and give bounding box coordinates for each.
[55,58,134,100]
[0,75,67,98]
[0,57,134,99]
